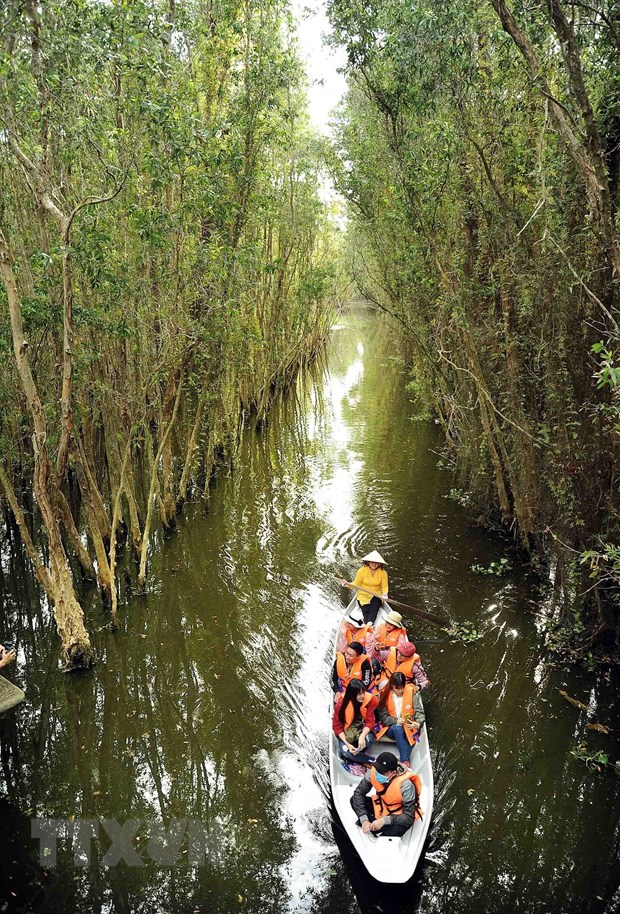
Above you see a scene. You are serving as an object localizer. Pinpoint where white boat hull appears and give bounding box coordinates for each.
[329,597,434,883]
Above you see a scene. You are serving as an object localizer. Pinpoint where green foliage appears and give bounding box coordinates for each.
[446,620,483,643]
[570,743,617,773]
[591,341,620,390]
[471,558,512,576]
[0,0,339,597]
[445,487,472,507]
[327,0,620,654]
[579,541,620,588]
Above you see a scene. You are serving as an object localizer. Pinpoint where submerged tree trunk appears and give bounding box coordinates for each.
[0,227,94,670]
[138,372,184,590]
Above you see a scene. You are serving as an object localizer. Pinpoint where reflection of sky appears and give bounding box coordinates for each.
[275,342,367,908]
[314,354,365,561]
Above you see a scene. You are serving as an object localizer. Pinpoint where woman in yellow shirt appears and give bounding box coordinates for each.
[341,550,389,625]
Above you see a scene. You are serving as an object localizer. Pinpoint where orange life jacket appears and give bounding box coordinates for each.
[341,691,374,729]
[335,652,366,691]
[343,622,372,647]
[385,647,421,682]
[375,683,419,744]
[373,622,407,649]
[370,768,423,819]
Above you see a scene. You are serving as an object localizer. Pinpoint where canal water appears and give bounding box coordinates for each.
[1,310,619,914]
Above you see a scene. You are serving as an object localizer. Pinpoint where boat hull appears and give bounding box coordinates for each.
[328,597,433,883]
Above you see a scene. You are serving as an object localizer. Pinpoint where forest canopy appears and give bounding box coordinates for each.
[327,0,620,656]
[0,0,339,667]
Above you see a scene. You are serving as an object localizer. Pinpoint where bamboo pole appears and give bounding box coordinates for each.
[337,577,450,628]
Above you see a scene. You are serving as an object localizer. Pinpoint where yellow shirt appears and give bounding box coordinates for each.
[353,566,388,606]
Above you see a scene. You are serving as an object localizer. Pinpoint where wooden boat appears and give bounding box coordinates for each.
[0,674,25,714]
[329,596,433,883]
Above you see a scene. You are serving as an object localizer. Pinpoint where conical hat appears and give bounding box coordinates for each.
[361,550,386,565]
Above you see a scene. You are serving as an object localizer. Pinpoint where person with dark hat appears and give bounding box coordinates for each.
[350,751,422,837]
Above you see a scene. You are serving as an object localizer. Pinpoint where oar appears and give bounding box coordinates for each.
[336,577,450,629]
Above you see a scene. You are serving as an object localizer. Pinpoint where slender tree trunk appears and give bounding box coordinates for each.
[76,437,111,543]
[490,0,620,283]
[54,488,96,580]
[138,372,184,590]
[0,465,53,597]
[0,226,93,669]
[177,381,208,510]
[109,435,132,629]
[71,445,112,602]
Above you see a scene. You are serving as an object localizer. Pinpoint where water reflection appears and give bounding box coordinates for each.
[0,310,619,913]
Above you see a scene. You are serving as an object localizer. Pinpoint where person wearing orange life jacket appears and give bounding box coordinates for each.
[332,679,380,765]
[331,641,372,695]
[336,619,373,655]
[376,672,425,764]
[372,610,408,653]
[350,751,422,837]
[383,641,430,691]
[340,550,389,625]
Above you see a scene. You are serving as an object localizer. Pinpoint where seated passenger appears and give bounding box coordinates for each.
[375,672,425,766]
[372,610,408,652]
[337,619,372,654]
[350,751,422,837]
[333,679,379,765]
[383,641,430,690]
[331,641,372,696]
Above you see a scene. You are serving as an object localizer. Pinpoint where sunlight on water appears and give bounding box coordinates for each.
[0,310,619,914]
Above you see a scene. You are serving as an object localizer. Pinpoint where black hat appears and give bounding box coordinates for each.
[374,752,398,774]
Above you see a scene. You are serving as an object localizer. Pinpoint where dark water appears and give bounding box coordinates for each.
[1,311,619,914]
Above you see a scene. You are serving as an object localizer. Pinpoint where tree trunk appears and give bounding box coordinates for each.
[109,435,132,629]
[54,488,96,580]
[138,372,184,590]
[490,0,620,284]
[0,465,54,597]
[177,381,208,510]
[0,226,93,670]
[71,445,112,602]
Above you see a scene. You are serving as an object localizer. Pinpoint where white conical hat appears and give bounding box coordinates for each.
[361,550,386,565]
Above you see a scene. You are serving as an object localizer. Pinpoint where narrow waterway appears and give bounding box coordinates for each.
[1,310,619,914]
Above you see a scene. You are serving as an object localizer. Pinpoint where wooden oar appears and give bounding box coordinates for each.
[336,577,450,629]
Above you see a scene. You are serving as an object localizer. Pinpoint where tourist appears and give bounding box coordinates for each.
[333,679,379,765]
[383,641,430,690]
[331,641,372,694]
[350,751,422,837]
[376,672,424,765]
